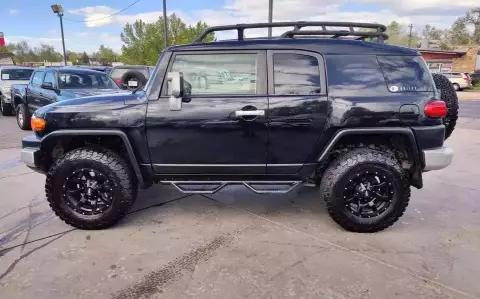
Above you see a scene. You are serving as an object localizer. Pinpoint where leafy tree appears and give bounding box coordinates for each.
[35,44,62,62]
[92,45,117,65]
[385,21,420,47]
[81,51,90,64]
[120,13,214,65]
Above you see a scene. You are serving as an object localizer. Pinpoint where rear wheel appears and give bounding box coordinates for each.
[45,147,137,230]
[320,148,410,233]
[15,104,31,130]
[432,73,458,140]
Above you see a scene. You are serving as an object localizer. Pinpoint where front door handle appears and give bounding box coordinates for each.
[235,110,265,117]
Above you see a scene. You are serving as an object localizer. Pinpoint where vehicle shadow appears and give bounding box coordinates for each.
[122,183,329,226]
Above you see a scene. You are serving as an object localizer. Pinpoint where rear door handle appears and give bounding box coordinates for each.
[235,110,265,117]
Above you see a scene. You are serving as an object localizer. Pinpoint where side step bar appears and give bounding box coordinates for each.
[163,181,302,194]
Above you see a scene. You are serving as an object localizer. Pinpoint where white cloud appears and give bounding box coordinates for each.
[9,9,18,15]
[68,6,173,27]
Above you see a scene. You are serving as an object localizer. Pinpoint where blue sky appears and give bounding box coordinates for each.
[1,0,476,54]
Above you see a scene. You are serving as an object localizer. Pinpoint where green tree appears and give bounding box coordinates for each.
[93,45,117,65]
[81,51,90,64]
[120,13,214,65]
[385,21,419,47]
[33,44,62,62]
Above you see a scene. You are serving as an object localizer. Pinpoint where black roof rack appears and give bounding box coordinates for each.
[192,21,388,43]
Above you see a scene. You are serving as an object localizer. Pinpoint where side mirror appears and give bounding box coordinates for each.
[41,82,54,90]
[167,72,184,111]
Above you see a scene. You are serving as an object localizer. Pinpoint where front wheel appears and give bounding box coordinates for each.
[320,148,410,233]
[0,97,13,116]
[15,104,31,130]
[45,147,138,229]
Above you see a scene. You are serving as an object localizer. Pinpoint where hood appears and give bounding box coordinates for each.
[0,80,29,89]
[60,88,124,99]
[34,90,142,117]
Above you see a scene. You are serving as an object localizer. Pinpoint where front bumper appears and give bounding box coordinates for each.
[422,146,453,171]
[21,135,44,172]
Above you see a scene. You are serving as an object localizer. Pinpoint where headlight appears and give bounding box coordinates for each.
[0,87,11,99]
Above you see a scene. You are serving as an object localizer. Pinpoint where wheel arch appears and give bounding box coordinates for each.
[316,128,423,189]
[41,129,151,188]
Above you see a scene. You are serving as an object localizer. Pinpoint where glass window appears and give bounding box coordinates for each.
[273,53,321,95]
[31,71,45,86]
[58,71,118,90]
[170,53,257,95]
[43,72,56,86]
[0,68,34,81]
[377,55,434,92]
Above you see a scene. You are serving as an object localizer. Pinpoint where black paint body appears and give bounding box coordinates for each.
[25,38,445,187]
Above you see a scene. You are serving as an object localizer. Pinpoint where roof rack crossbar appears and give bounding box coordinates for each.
[192,21,388,43]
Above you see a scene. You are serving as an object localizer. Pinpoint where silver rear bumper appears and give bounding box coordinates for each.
[423,146,453,171]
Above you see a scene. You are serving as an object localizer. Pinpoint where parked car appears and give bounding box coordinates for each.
[469,71,480,85]
[0,66,34,116]
[20,21,456,233]
[11,67,122,130]
[74,65,113,74]
[440,72,473,91]
[109,65,154,90]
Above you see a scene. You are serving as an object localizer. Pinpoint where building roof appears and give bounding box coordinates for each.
[417,48,466,55]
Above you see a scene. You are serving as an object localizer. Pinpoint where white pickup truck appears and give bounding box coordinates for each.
[0,66,34,116]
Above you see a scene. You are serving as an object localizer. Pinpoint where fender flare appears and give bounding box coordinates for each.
[41,129,147,188]
[316,127,423,189]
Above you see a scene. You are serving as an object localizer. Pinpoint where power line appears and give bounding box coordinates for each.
[63,0,141,23]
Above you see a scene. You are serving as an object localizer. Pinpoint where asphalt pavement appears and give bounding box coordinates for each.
[458,99,480,119]
[1,98,480,299]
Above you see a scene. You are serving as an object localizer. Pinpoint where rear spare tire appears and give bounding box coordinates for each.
[120,70,148,90]
[432,73,458,140]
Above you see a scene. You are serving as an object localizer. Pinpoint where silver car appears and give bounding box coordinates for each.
[440,72,473,91]
[0,66,35,116]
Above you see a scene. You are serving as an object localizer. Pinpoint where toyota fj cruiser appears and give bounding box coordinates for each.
[20,22,457,233]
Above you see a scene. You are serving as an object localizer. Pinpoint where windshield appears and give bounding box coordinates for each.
[1,69,34,81]
[58,71,119,90]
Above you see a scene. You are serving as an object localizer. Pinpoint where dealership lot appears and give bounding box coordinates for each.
[1,101,480,299]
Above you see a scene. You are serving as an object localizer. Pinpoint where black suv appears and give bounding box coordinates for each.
[20,22,456,233]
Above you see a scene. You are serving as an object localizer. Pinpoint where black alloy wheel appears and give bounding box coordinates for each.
[62,168,115,216]
[342,170,394,219]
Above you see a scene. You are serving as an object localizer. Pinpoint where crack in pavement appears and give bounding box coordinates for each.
[0,231,72,281]
[20,198,35,253]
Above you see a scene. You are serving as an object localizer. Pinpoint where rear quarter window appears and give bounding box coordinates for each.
[377,55,434,92]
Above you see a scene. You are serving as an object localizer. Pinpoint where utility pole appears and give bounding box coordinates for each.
[51,4,67,66]
[268,0,273,37]
[408,24,413,48]
[163,0,168,47]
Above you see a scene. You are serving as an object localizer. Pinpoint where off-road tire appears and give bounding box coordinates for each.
[319,148,410,233]
[120,70,148,90]
[15,103,31,130]
[46,147,137,230]
[432,73,458,140]
[0,96,13,116]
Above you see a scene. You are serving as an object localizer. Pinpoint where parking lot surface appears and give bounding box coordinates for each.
[1,100,480,299]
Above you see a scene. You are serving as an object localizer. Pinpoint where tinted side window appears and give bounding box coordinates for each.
[273,53,321,95]
[326,55,387,96]
[170,53,258,95]
[31,71,45,87]
[43,72,56,86]
[377,55,434,92]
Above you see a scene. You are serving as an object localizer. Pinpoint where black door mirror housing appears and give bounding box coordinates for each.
[41,82,55,90]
